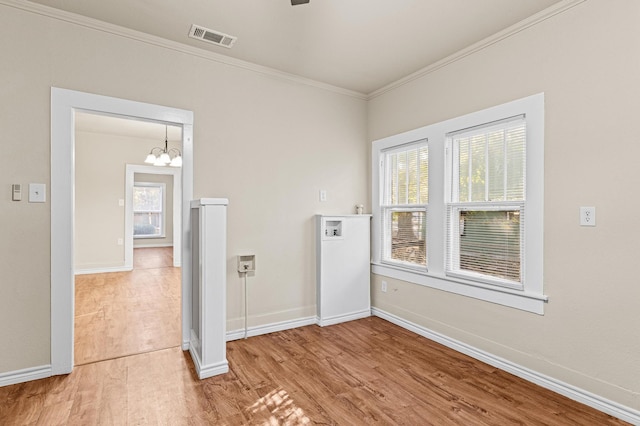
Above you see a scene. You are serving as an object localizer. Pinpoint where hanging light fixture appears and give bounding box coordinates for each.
[144,125,182,167]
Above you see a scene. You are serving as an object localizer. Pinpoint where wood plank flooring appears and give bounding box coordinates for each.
[74,247,180,365]
[0,317,628,425]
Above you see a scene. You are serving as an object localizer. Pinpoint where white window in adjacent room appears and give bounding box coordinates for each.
[381,141,428,270]
[372,93,546,314]
[133,182,166,239]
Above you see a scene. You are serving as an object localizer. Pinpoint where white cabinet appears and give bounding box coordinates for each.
[316,215,371,326]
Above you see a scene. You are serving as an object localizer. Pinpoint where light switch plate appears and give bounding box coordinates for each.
[12,184,22,201]
[28,183,46,203]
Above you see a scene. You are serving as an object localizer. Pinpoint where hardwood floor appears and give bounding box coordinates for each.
[0,317,628,425]
[74,247,180,365]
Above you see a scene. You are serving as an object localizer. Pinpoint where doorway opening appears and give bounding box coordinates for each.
[73,116,184,365]
[51,88,194,375]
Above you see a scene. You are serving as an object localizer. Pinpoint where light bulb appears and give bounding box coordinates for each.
[159,152,171,164]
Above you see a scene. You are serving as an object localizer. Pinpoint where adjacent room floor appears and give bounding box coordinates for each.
[74,247,180,365]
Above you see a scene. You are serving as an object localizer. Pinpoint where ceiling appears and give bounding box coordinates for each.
[75,112,182,143]
[28,0,563,94]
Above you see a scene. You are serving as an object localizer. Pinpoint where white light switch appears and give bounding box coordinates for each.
[28,183,46,203]
[580,206,596,226]
[12,184,22,201]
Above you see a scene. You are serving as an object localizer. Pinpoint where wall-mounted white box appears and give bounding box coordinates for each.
[316,215,372,327]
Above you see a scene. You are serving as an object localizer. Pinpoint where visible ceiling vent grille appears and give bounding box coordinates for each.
[188,24,236,49]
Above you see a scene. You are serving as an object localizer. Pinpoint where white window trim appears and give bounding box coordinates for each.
[372,93,546,314]
[133,181,166,239]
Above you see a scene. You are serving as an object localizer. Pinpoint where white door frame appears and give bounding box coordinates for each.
[125,165,182,269]
[51,88,194,374]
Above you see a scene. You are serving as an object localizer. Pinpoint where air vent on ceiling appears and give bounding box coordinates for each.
[188,24,237,49]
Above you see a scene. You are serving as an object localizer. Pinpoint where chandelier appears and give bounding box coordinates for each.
[144,125,182,167]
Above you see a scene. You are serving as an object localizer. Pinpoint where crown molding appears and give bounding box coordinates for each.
[0,0,368,100]
[0,0,587,101]
[368,0,587,99]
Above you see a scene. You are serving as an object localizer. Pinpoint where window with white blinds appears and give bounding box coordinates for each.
[446,116,526,288]
[371,93,545,313]
[381,141,428,269]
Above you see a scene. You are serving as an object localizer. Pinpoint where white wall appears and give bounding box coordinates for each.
[74,131,181,271]
[0,3,367,372]
[368,1,640,411]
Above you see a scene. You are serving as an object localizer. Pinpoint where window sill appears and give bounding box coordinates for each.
[371,262,547,315]
[134,235,166,240]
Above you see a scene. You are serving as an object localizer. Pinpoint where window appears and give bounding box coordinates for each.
[381,141,428,269]
[133,182,165,238]
[372,94,546,314]
[446,116,525,289]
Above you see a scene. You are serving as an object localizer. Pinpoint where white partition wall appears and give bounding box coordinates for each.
[190,198,229,379]
[316,215,372,326]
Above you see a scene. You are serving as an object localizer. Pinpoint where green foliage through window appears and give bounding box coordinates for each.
[448,116,526,285]
[383,141,428,268]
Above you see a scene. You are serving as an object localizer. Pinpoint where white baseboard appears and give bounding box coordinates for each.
[188,346,229,379]
[227,316,317,341]
[133,243,173,249]
[317,309,371,327]
[74,265,132,275]
[0,365,52,387]
[372,307,640,425]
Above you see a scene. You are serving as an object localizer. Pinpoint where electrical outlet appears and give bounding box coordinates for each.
[237,254,255,273]
[381,281,387,293]
[319,190,327,202]
[580,206,596,227]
